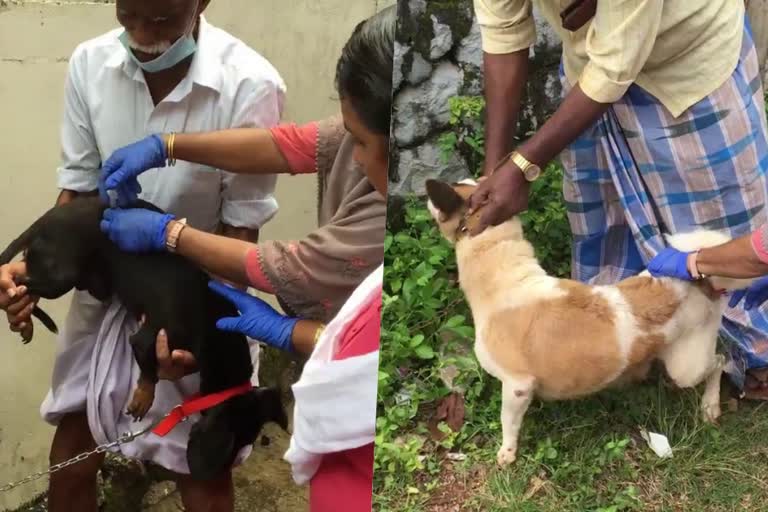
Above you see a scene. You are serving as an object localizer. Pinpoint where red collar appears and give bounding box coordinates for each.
[152,381,253,437]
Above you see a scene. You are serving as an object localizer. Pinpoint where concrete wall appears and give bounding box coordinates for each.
[0,0,392,509]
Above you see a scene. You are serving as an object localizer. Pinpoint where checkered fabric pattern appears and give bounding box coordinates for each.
[559,17,768,387]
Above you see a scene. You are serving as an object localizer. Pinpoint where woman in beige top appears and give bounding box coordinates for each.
[468,1,768,391]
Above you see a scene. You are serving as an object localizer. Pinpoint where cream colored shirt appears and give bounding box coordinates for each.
[473,0,745,117]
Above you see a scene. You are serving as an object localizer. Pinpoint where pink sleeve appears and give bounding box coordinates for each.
[751,225,768,264]
[244,247,276,294]
[269,121,319,174]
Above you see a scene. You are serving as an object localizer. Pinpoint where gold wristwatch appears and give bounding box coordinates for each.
[166,218,187,253]
[510,151,542,182]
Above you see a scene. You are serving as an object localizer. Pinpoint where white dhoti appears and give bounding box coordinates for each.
[41,290,258,474]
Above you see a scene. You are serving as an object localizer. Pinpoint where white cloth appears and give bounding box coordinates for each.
[41,17,285,473]
[283,265,382,485]
[84,301,251,474]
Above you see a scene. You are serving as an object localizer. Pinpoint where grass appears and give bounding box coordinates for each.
[375,371,768,512]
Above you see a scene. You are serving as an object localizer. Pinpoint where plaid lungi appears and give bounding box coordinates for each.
[559,18,768,387]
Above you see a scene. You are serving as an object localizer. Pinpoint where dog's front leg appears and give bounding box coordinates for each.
[497,376,534,467]
[701,353,725,424]
[127,323,160,421]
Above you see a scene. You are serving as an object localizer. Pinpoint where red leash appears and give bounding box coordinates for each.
[152,381,254,437]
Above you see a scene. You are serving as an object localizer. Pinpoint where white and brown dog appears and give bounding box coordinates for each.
[425,178,754,467]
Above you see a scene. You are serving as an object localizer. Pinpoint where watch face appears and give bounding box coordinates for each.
[524,165,541,181]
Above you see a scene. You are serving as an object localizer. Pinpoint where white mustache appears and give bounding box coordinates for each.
[126,34,172,55]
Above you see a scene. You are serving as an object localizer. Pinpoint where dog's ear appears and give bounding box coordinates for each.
[426,179,464,216]
[0,224,38,265]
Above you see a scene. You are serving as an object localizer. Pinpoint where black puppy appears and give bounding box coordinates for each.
[0,196,289,480]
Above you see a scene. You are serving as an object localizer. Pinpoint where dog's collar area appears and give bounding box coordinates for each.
[455,209,483,240]
[152,381,253,437]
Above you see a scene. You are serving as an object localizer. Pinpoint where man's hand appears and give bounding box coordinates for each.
[467,163,530,236]
[155,327,198,381]
[0,262,37,340]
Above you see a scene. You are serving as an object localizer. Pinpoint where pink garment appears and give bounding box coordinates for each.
[244,121,320,293]
[269,121,319,174]
[244,246,275,293]
[309,291,380,512]
[751,224,768,264]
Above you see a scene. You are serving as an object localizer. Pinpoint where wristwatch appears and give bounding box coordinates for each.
[166,218,187,253]
[510,151,542,182]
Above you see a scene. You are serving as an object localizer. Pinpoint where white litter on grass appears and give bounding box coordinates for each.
[446,452,467,461]
[639,428,673,459]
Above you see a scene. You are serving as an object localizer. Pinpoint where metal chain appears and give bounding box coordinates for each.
[0,421,157,494]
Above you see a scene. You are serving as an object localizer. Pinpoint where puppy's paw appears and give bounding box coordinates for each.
[496,445,517,467]
[701,400,722,425]
[126,383,156,421]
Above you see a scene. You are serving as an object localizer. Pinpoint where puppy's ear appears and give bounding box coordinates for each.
[0,224,39,265]
[426,179,464,217]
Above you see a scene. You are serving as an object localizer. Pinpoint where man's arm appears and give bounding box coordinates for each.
[57,45,102,206]
[473,0,536,174]
[482,50,529,175]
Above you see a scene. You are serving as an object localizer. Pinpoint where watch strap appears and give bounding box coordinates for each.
[166,218,187,253]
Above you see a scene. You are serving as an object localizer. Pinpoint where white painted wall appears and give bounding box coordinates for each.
[0,0,393,508]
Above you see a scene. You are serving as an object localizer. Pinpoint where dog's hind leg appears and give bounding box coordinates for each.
[127,323,159,421]
[659,311,724,424]
[700,353,725,424]
[497,375,534,467]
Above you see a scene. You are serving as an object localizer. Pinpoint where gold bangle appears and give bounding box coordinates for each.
[312,324,326,346]
[167,132,177,166]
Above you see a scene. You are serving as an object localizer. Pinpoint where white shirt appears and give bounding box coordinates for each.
[56,17,286,231]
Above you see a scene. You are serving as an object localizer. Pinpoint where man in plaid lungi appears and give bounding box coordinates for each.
[469,0,768,388]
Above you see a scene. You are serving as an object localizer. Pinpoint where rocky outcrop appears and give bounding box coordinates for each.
[390,1,768,199]
[390,0,563,197]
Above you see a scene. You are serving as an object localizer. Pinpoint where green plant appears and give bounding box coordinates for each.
[438,96,486,174]
[375,201,489,495]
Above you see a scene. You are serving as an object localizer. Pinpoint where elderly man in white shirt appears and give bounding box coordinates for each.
[0,1,285,511]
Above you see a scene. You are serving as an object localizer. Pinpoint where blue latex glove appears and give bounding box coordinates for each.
[647,247,693,281]
[99,208,175,253]
[208,281,299,352]
[98,171,142,208]
[728,276,768,310]
[100,135,167,206]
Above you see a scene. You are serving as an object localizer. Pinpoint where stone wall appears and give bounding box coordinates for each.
[390,0,562,197]
[390,0,768,199]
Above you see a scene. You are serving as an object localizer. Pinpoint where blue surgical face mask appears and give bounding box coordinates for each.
[118,7,199,73]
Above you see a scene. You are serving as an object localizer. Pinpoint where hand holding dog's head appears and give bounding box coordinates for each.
[425,179,482,243]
